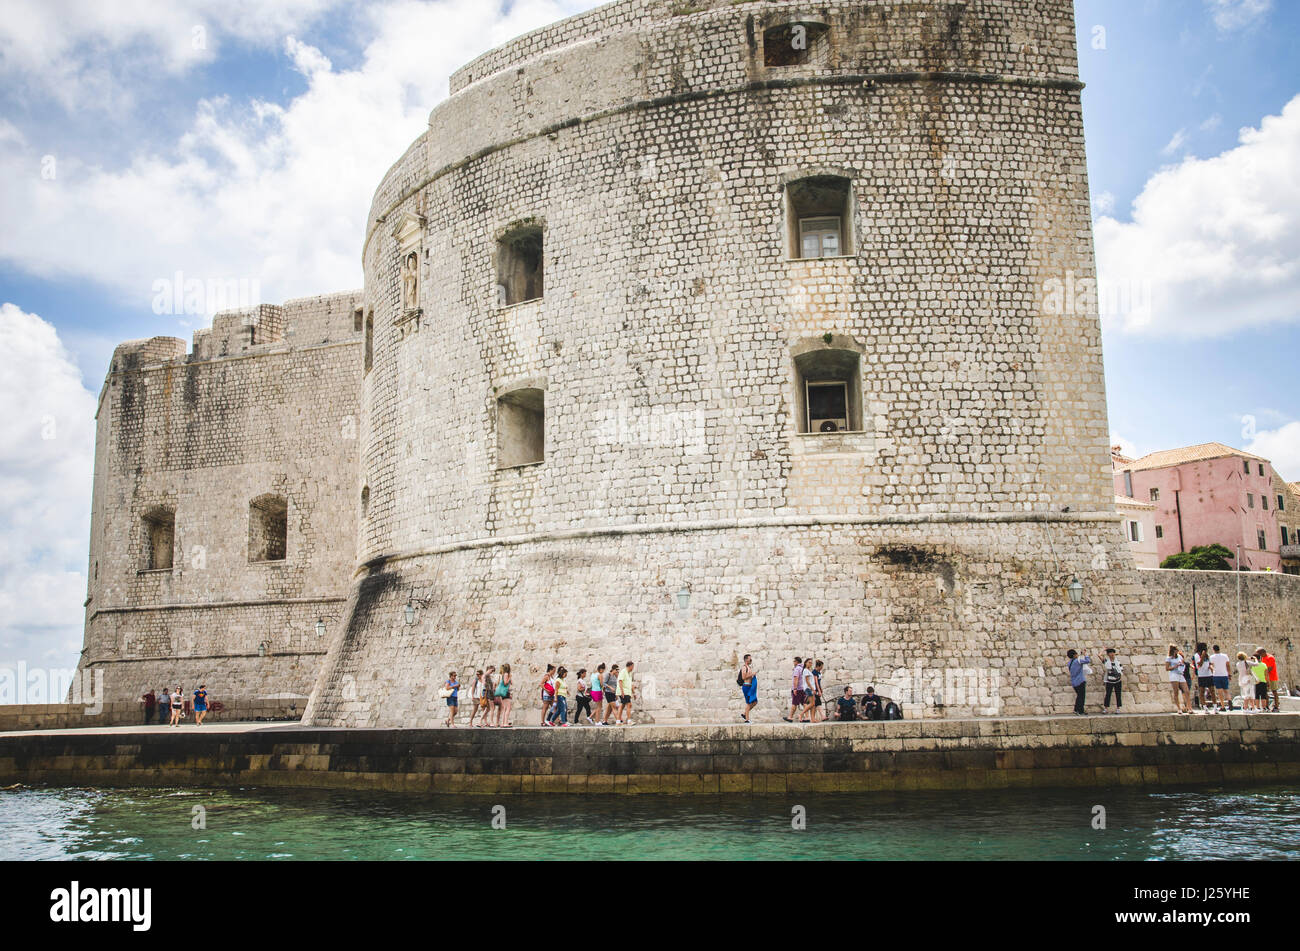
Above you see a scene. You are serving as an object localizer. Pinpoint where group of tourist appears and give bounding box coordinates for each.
[736,656,898,724]
[440,662,639,728]
[138,685,210,726]
[1163,644,1283,715]
[1064,644,1286,716]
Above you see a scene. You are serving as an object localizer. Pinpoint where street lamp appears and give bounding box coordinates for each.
[676,586,691,611]
[1067,577,1084,604]
[404,600,417,625]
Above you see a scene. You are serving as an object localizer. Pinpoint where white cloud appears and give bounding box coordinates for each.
[0,0,602,320]
[1247,422,1300,480]
[1161,128,1188,156]
[1094,94,1300,338]
[1199,114,1223,133]
[1092,191,1116,215]
[0,304,97,671]
[0,0,348,111]
[1205,0,1272,33]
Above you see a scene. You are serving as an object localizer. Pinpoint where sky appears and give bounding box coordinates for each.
[0,0,1296,676]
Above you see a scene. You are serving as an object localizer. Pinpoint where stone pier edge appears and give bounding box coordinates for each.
[2,715,1297,796]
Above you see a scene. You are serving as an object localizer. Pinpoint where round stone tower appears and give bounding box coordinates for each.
[306,0,1163,726]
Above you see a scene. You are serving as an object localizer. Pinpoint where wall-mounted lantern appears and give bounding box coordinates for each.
[1067,577,1084,605]
[676,586,691,611]
[258,641,269,657]
[403,588,432,625]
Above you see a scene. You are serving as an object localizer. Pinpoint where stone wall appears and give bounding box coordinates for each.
[309,0,1136,727]
[4,715,1299,794]
[79,292,364,706]
[0,700,303,733]
[1134,570,1300,688]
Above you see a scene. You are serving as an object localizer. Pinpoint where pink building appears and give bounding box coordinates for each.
[1112,443,1292,572]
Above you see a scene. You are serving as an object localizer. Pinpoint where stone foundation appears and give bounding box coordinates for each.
[3,715,1298,795]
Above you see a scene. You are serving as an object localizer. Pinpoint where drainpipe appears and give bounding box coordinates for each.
[1192,583,1198,641]
[1175,490,1186,553]
[1236,543,1242,645]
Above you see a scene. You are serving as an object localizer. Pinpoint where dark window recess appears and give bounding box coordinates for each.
[496,225,544,306]
[787,176,853,259]
[1258,529,1268,550]
[141,508,175,570]
[364,313,374,374]
[249,495,288,562]
[497,388,545,468]
[1156,525,1164,540]
[794,349,862,434]
[763,22,830,67]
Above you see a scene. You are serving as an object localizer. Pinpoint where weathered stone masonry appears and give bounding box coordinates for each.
[80,293,363,704]
[77,0,1300,726]
[307,0,1172,727]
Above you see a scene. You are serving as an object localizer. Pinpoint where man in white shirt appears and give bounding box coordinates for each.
[1209,645,1233,713]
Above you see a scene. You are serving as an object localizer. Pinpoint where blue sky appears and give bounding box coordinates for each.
[0,0,1297,676]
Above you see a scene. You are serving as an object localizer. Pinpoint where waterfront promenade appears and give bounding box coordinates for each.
[2,713,1297,795]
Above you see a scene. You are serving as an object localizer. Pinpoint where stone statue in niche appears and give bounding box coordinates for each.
[401,250,419,313]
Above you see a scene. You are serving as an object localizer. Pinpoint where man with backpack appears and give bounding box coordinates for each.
[737,654,758,723]
[1066,649,1091,716]
[1256,649,1281,712]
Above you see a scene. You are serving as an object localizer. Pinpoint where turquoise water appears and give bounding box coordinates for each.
[2,784,1297,860]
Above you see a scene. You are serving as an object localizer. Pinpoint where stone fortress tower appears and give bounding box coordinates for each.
[302,0,1167,726]
[79,296,363,712]
[85,0,1300,726]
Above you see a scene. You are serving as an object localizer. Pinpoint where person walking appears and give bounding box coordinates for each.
[784,656,805,723]
[158,687,171,726]
[443,671,461,728]
[466,670,485,727]
[1101,649,1123,714]
[1066,650,1090,716]
[1209,645,1232,713]
[574,669,597,725]
[1193,643,1213,712]
[616,661,636,725]
[1250,653,1270,711]
[800,658,817,722]
[140,689,156,725]
[169,686,184,726]
[550,667,570,726]
[481,666,498,727]
[738,654,758,723]
[540,664,556,725]
[193,685,209,726]
[496,664,514,727]
[603,664,620,724]
[1167,646,1190,715]
[812,659,826,723]
[1256,649,1281,712]
[1236,652,1256,712]
[591,663,609,725]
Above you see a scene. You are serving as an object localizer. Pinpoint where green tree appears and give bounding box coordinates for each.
[1160,544,1235,571]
